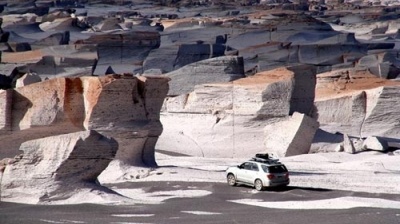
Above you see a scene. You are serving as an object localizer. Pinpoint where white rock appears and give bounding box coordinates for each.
[0,75,170,179]
[157,65,317,157]
[0,130,120,204]
[343,134,355,154]
[264,112,320,157]
[361,86,400,138]
[335,143,344,152]
[351,138,365,153]
[362,136,389,151]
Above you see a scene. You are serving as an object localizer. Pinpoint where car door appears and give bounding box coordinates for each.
[240,162,259,184]
[247,163,260,184]
[236,162,251,183]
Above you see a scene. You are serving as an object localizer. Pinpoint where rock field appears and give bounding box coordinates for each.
[0,0,400,204]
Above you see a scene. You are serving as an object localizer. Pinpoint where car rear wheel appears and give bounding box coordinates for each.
[227,174,236,186]
[254,179,264,191]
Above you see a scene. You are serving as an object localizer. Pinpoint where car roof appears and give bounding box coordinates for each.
[246,158,284,167]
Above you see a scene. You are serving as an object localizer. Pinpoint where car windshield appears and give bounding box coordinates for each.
[261,165,287,173]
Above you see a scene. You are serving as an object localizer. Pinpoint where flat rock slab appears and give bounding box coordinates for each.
[0,130,121,204]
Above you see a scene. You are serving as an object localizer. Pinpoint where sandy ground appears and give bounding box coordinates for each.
[89,151,400,210]
[134,151,400,195]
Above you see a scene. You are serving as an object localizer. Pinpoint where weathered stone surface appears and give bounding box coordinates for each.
[313,69,400,139]
[80,31,161,76]
[351,91,367,137]
[361,86,400,138]
[0,89,12,133]
[173,43,227,69]
[142,46,179,73]
[165,56,245,96]
[97,76,169,182]
[0,75,170,172]
[0,130,120,204]
[334,143,344,152]
[343,133,355,154]
[264,112,319,157]
[157,65,316,157]
[362,136,389,151]
[351,138,365,153]
[1,49,43,63]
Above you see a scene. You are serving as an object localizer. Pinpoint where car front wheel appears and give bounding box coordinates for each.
[254,179,264,191]
[227,174,236,186]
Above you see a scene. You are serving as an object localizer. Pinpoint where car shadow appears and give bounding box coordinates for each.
[266,186,332,192]
[289,171,328,176]
[234,184,332,192]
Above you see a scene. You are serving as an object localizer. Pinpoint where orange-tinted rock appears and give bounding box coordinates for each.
[0,75,170,169]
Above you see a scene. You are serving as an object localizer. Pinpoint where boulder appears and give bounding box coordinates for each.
[334,143,344,152]
[362,136,389,152]
[0,130,121,204]
[351,137,365,153]
[343,133,355,154]
[264,112,319,157]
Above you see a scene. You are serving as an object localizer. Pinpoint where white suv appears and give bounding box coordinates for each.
[225,154,290,191]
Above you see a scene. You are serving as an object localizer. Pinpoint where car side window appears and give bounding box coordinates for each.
[261,165,269,173]
[251,163,259,171]
[243,162,252,170]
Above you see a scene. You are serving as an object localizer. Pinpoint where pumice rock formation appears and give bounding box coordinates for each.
[0,74,170,175]
[165,56,246,96]
[264,112,320,157]
[311,68,400,152]
[156,65,316,157]
[0,130,125,204]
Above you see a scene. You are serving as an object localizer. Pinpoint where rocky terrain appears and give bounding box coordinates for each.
[0,0,400,205]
